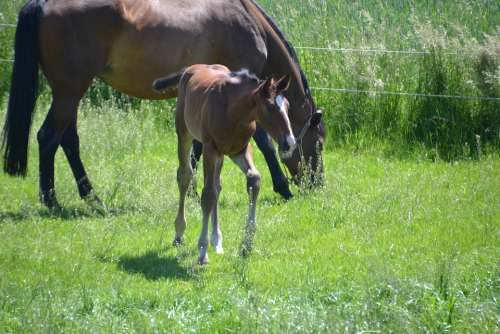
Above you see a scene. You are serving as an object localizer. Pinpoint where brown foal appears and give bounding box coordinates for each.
[153,64,296,264]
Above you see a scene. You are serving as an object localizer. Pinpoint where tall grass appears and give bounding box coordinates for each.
[1,0,499,159]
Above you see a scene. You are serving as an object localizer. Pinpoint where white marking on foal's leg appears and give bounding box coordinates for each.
[211,231,224,255]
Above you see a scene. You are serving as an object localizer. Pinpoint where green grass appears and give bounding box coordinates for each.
[1,104,499,333]
[1,1,499,332]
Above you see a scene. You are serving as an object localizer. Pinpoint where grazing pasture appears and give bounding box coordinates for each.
[1,0,499,333]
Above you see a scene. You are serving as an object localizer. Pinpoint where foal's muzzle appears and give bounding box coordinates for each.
[279,134,297,160]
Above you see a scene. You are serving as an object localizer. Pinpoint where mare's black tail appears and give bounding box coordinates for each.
[2,0,43,176]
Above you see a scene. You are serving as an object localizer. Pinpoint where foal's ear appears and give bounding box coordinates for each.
[256,78,274,99]
[275,75,291,93]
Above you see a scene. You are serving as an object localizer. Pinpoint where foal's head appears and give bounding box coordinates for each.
[253,76,296,159]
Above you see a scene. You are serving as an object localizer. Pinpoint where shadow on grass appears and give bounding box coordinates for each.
[0,204,141,223]
[0,206,96,222]
[115,250,192,281]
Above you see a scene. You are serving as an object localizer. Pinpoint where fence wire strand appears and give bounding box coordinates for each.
[294,46,469,56]
[0,22,498,101]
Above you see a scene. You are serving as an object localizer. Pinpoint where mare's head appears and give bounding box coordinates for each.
[283,98,325,186]
[253,76,297,160]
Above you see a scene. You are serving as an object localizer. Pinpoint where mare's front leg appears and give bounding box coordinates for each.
[199,143,222,265]
[231,144,261,256]
[253,125,292,200]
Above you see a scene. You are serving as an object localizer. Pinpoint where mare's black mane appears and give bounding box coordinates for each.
[248,0,316,111]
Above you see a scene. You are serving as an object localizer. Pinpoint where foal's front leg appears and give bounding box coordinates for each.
[231,145,261,256]
[210,157,224,255]
[199,143,222,265]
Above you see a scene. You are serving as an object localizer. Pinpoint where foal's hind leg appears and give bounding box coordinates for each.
[173,121,193,246]
[231,144,261,256]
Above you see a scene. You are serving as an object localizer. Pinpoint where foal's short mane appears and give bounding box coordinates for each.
[230,69,260,82]
[248,0,316,112]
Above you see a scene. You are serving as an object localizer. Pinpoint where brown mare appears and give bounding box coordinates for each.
[153,64,295,264]
[2,0,325,209]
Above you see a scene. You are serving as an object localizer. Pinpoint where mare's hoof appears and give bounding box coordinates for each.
[239,244,252,258]
[172,237,184,247]
[198,256,209,265]
[187,186,199,199]
[40,190,61,211]
[276,187,293,200]
[84,193,107,214]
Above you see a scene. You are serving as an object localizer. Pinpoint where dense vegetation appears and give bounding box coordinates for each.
[1,1,499,333]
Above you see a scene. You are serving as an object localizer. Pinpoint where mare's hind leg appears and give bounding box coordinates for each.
[60,119,104,209]
[190,140,203,171]
[37,98,80,209]
[230,144,261,256]
[187,140,203,197]
[253,125,292,200]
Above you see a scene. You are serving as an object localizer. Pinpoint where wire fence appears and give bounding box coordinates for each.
[294,46,471,56]
[0,22,499,101]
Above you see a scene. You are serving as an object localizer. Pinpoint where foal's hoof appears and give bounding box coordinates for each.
[214,245,224,255]
[40,190,61,211]
[198,256,209,265]
[172,237,184,247]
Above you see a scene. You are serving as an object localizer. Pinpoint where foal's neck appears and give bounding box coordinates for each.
[227,93,258,127]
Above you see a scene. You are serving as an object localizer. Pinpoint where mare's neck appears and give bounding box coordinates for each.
[260,24,307,122]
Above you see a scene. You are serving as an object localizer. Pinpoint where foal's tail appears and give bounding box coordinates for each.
[2,0,43,176]
[152,70,184,92]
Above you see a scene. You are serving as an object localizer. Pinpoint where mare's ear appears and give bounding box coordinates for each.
[256,78,274,99]
[275,75,291,93]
